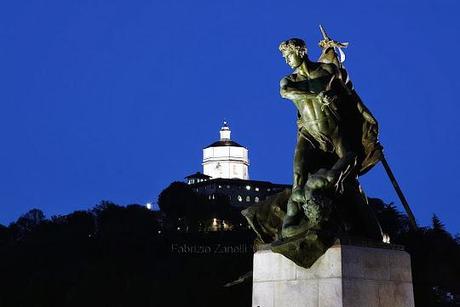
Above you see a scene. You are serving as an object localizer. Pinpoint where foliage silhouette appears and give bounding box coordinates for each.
[368,199,460,306]
[0,195,458,306]
[158,181,245,231]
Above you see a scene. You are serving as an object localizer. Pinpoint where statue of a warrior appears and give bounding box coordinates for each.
[243,26,387,268]
[279,27,383,238]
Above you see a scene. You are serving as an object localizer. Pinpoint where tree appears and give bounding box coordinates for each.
[432,214,447,233]
[9,208,46,239]
[158,182,197,218]
[91,201,159,238]
[368,198,410,241]
[0,224,8,245]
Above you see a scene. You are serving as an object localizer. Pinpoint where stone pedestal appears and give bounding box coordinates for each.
[252,243,414,307]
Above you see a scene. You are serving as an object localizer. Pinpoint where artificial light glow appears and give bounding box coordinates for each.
[383,234,391,244]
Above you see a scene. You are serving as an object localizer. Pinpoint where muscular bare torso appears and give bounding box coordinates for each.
[280,62,340,138]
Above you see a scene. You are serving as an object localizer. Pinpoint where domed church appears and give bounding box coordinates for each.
[202,121,249,180]
[185,121,289,207]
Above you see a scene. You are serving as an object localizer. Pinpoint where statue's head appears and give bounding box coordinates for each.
[279,38,307,68]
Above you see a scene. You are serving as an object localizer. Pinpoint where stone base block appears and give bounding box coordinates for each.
[252,244,414,307]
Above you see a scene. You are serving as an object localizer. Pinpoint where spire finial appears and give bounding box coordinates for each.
[220,120,231,140]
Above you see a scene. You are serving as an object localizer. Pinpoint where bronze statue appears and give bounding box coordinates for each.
[243,26,398,268]
[278,29,384,239]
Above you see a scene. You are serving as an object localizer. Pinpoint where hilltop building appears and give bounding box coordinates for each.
[202,121,249,180]
[185,122,289,207]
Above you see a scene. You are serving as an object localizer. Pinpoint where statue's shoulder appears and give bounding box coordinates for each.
[282,73,298,82]
[280,75,292,88]
[280,74,299,89]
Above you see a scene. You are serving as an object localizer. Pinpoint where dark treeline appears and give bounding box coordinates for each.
[0,183,459,306]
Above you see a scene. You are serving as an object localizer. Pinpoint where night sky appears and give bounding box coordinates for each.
[1,0,459,233]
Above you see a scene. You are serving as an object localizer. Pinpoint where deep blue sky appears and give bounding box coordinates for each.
[1,0,459,233]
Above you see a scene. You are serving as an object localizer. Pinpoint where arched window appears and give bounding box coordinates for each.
[246,196,250,202]
[255,197,259,203]
[237,195,242,202]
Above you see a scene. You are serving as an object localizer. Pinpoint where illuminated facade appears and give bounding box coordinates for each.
[202,122,249,180]
[185,121,289,207]
[187,176,289,207]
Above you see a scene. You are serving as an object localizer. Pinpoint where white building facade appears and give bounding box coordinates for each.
[202,122,249,180]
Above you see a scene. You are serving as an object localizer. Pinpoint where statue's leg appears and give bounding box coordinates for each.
[306,135,357,191]
[291,132,311,202]
[282,133,316,237]
[324,133,359,191]
[331,135,383,241]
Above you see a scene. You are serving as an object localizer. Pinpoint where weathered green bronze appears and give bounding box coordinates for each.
[243,26,388,268]
[278,28,383,238]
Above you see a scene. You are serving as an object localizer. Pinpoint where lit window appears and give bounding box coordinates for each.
[218,185,222,189]
[255,187,259,191]
[255,197,259,203]
[246,185,251,190]
[237,195,242,202]
[246,196,250,202]
[212,194,215,200]
[267,188,271,192]
[227,185,230,189]
[208,195,211,200]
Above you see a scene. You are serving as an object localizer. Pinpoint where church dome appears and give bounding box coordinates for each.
[204,120,244,148]
[204,139,243,149]
[202,121,249,180]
